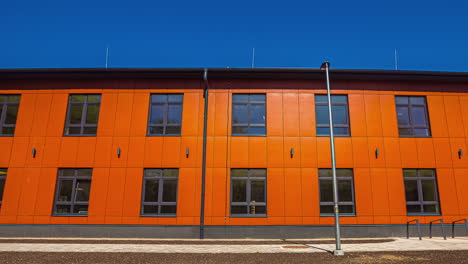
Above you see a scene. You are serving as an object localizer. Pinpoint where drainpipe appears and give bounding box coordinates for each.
[320,62,344,256]
[199,68,209,239]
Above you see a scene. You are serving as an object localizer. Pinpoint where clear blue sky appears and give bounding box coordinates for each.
[1,0,467,71]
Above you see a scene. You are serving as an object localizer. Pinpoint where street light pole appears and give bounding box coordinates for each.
[320,62,344,256]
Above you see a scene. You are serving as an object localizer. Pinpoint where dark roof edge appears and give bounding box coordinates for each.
[0,68,467,82]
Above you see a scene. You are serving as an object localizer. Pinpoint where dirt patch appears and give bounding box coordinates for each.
[351,254,429,263]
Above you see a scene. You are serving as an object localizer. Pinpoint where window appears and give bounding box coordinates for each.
[315,95,350,136]
[53,169,92,216]
[148,94,183,135]
[0,95,20,136]
[0,168,6,207]
[403,169,440,215]
[141,169,178,215]
[319,169,355,216]
[64,94,101,136]
[230,169,266,216]
[395,96,431,137]
[232,94,266,136]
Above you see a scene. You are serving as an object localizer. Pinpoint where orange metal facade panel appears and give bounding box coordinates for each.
[267,168,285,217]
[0,138,13,166]
[284,169,302,217]
[181,93,200,136]
[266,93,283,136]
[283,93,300,137]
[76,137,97,166]
[283,137,300,168]
[267,137,284,168]
[122,168,143,217]
[248,137,267,168]
[113,92,134,137]
[370,168,390,216]
[459,96,468,137]
[399,138,419,168]
[453,169,468,215]
[17,167,40,216]
[88,168,109,217]
[443,96,466,137]
[46,94,68,136]
[348,94,367,137]
[0,168,23,216]
[230,137,249,168]
[9,137,30,167]
[334,137,353,168]
[383,138,401,168]
[97,92,118,137]
[298,93,315,137]
[300,137,317,168]
[386,168,406,216]
[354,168,373,216]
[426,96,449,137]
[379,95,398,137]
[352,137,370,168]
[129,92,149,137]
[34,168,57,216]
[105,168,126,216]
[316,137,331,167]
[363,94,383,137]
[437,168,460,216]
[433,138,454,168]
[301,168,318,217]
[30,94,53,137]
[14,93,36,137]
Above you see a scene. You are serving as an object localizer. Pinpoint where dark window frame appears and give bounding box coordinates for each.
[395,96,431,137]
[231,94,267,136]
[0,168,7,207]
[318,168,356,216]
[53,168,92,216]
[64,94,101,136]
[315,94,350,137]
[0,94,21,136]
[140,168,179,216]
[403,169,441,216]
[147,94,184,136]
[230,168,267,217]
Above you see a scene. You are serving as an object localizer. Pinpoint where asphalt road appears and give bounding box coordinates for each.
[1,251,467,264]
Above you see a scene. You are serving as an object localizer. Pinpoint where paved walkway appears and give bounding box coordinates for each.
[0,237,467,253]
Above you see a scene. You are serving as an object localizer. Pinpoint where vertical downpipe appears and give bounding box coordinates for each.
[200,69,209,239]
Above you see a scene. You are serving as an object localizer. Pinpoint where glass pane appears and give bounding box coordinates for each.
[407,204,421,213]
[231,169,248,178]
[315,95,327,103]
[414,128,429,136]
[412,106,427,126]
[423,204,440,213]
[395,96,408,104]
[163,169,178,178]
[161,205,176,214]
[71,95,86,102]
[143,205,158,214]
[7,95,20,103]
[396,106,410,126]
[85,105,100,124]
[233,94,249,103]
[87,95,101,103]
[404,180,419,201]
[320,180,333,202]
[332,105,347,125]
[332,95,347,104]
[320,205,333,214]
[149,126,164,135]
[0,95,5,102]
[250,104,265,125]
[165,126,181,135]
[249,94,265,102]
[83,127,97,135]
[57,180,73,202]
[318,169,332,178]
[249,169,266,178]
[339,205,354,214]
[0,168,7,175]
[75,180,91,202]
[421,180,437,201]
[55,205,71,214]
[232,180,247,202]
[232,104,248,124]
[2,127,15,135]
[144,180,159,202]
[231,205,247,214]
[249,126,266,135]
[399,128,413,136]
[150,104,165,124]
[251,205,266,214]
[73,205,89,214]
[77,169,92,177]
[69,104,84,124]
[168,94,183,102]
[251,180,265,203]
[145,169,162,177]
[333,127,349,136]
[167,104,182,124]
[66,127,81,135]
[232,126,248,134]
[60,169,75,177]
[152,94,167,103]
[336,169,353,178]
[162,180,177,202]
[338,180,353,202]
[0,180,5,201]
[410,97,425,105]
[5,105,19,124]
[419,169,434,178]
[403,169,417,178]
[316,105,329,125]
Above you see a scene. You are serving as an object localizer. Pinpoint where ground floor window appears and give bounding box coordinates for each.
[403,169,440,215]
[141,169,178,216]
[53,168,92,216]
[0,168,6,208]
[230,169,266,216]
[319,168,355,216]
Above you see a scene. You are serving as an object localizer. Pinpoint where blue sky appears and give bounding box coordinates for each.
[1,0,467,71]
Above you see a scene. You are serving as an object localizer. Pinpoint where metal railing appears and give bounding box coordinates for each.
[452,219,468,238]
[429,219,446,240]
[407,219,422,240]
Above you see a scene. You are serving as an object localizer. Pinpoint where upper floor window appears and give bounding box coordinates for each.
[232,94,266,136]
[0,95,20,136]
[141,169,178,216]
[403,169,440,215]
[148,94,183,135]
[231,169,266,216]
[64,94,101,136]
[395,96,431,137]
[0,168,6,208]
[315,95,350,136]
[319,168,355,216]
[53,168,92,216]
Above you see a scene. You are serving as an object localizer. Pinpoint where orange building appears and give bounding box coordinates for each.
[0,68,467,238]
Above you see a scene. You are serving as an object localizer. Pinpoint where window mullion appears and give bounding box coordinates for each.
[80,100,88,134]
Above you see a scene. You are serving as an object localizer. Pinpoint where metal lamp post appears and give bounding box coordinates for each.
[320,62,344,256]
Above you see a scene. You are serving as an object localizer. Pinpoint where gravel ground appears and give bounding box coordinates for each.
[0,251,467,264]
